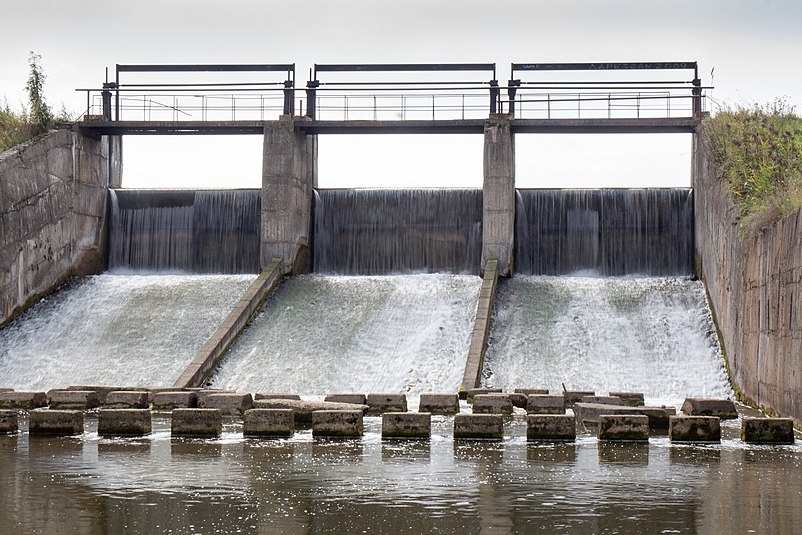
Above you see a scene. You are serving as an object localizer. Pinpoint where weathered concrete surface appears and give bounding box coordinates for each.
[741,417,795,444]
[48,390,100,410]
[255,393,302,401]
[0,410,18,433]
[680,398,738,419]
[574,403,670,431]
[198,393,253,416]
[515,388,549,396]
[171,408,222,436]
[97,409,152,436]
[312,410,363,437]
[152,391,197,410]
[694,129,802,425]
[29,409,84,435]
[453,413,504,440]
[66,385,148,404]
[243,408,295,437]
[261,116,317,274]
[526,395,566,415]
[598,414,650,441]
[482,114,515,275]
[464,387,502,402]
[418,393,460,414]
[324,394,366,405]
[173,258,284,388]
[472,394,513,414]
[509,393,528,409]
[527,414,576,441]
[254,399,369,425]
[609,392,645,407]
[563,391,595,408]
[366,393,407,414]
[0,391,47,409]
[381,412,431,439]
[0,130,112,325]
[461,260,499,390]
[104,391,150,409]
[582,396,624,406]
[669,415,721,443]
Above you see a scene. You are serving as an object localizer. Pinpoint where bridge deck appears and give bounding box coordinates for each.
[75,117,699,136]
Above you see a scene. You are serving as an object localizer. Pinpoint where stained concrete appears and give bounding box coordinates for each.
[741,417,795,444]
[0,391,47,409]
[461,260,499,390]
[481,114,515,275]
[453,413,504,440]
[381,412,431,439]
[97,409,151,436]
[29,409,84,435]
[527,414,576,441]
[669,415,721,443]
[243,408,295,437]
[171,408,222,437]
[418,394,460,414]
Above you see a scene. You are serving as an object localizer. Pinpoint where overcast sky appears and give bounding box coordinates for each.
[3,0,801,188]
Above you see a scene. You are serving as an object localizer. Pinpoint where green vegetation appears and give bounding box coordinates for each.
[1,52,71,154]
[703,100,802,232]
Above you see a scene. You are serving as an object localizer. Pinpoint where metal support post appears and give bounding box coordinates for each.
[306,80,319,119]
[489,80,499,114]
[507,80,520,116]
[283,80,295,115]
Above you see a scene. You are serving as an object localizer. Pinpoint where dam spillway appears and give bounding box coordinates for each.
[313,188,483,274]
[0,274,253,390]
[211,274,480,394]
[482,276,732,405]
[108,189,261,273]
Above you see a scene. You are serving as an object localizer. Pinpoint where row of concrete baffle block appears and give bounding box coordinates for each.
[0,387,795,444]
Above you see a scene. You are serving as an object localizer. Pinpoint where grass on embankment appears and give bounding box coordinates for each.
[702,100,802,233]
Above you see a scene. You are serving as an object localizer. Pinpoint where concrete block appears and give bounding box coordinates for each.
[243,409,295,438]
[382,412,431,439]
[574,403,670,431]
[152,391,197,410]
[741,417,795,444]
[66,386,143,404]
[198,393,253,416]
[472,394,513,414]
[48,390,100,410]
[609,392,645,406]
[515,388,549,396]
[509,393,528,409]
[0,410,18,433]
[526,395,565,414]
[598,414,649,441]
[367,393,407,414]
[0,388,14,392]
[254,393,301,401]
[254,399,369,424]
[527,414,576,441]
[312,410,364,437]
[0,391,47,409]
[194,389,236,405]
[669,416,721,443]
[29,410,84,435]
[104,391,150,409]
[98,409,152,436]
[465,388,502,402]
[418,393,460,414]
[171,408,222,437]
[453,413,504,440]
[325,394,366,405]
[680,398,738,419]
[581,396,623,406]
[563,391,595,407]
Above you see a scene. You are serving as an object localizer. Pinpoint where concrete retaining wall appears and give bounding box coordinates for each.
[0,130,111,325]
[693,131,802,425]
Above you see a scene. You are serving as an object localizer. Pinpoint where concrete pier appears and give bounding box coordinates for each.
[152,391,197,410]
[526,395,566,415]
[680,398,738,419]
[453,414,504,440]
[366,393,407,414]
[527,415,576,442]
[254,399,369,424]
[669,415,721,443]
[0,392,47,409]
[598,414,650,442]
[419,394,460,414]
[48,390,100,410]
[199,393,253,416]
[382,412,431,439]
[481,114,515,276]
[312,410,364,438]
[741,417,795,444]
[104,391,150,409]
[472,394,514,414]
[0,411,18,434]
[97,409,152,436]
[29,410,84,435]
[171,408,222,437]
[243,409,295,438]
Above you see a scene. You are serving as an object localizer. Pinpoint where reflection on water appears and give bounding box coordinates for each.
[0,414,800,534]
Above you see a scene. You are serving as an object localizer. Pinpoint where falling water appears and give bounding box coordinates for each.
[108,189,261,273]
[0,274,254,389]
[211,274,480,394]
[313,189,483,274]
[482,276,733,405]
[515,189,694,275]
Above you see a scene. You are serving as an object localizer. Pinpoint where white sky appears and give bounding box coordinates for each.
[2,0,801,189]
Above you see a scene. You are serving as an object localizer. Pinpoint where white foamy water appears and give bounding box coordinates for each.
[483,276,733,405]
[212,274,480,394]
[0,273,254,390]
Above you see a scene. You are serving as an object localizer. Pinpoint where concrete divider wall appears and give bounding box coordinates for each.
[0,129,112,326]
[693,131,802,425]
[461,258,500,391]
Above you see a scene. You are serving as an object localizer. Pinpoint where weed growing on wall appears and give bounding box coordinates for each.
[703,100,802,232]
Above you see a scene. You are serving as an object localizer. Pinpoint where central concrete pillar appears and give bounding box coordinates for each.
[261,117,318,273]
[482,114,515,276]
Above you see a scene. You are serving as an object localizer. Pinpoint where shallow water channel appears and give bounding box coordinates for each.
[1,409,800,534]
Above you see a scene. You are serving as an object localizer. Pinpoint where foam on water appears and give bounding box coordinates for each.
[212,274,480,394]
[483,276,733,405]
[0,273,254,389]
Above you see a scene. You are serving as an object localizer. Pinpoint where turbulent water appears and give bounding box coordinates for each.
[0,274,253,390]
[313,189,483,274]
[212,274,480,394]
[483,276,732,405]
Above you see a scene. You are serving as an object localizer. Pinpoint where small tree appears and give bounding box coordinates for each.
[26,52,52,135]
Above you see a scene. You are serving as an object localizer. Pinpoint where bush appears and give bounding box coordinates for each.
[702,100,802,231]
